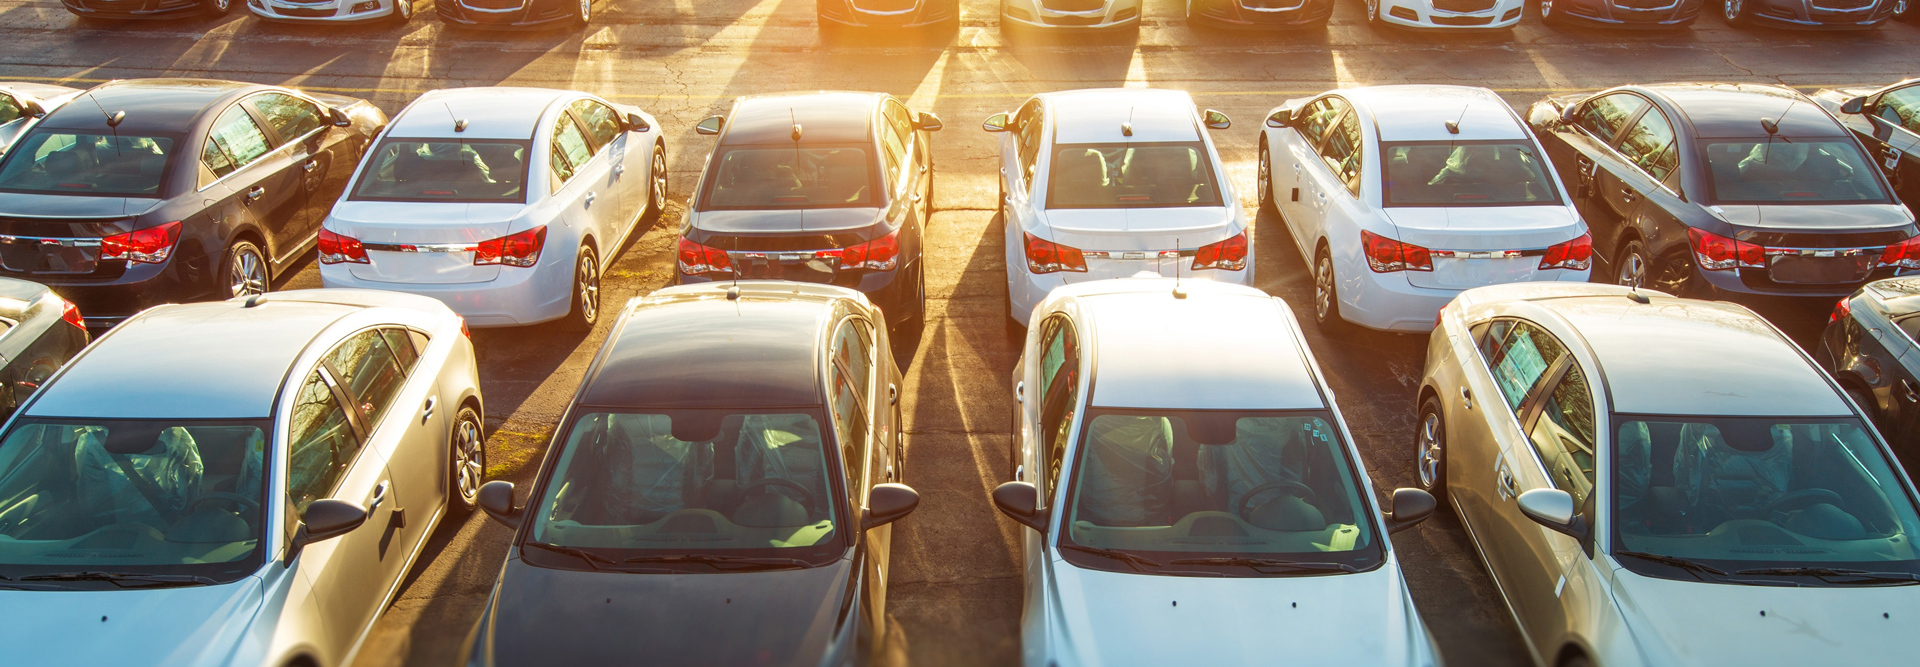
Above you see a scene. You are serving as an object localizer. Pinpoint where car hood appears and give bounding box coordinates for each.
[1047,558,1428,665]
[483,556,852,666]
[0,578,264,666]
[1712,203,1914,233]
[692,207,882,234]
[0,193,159,219]
[325,201,526,243]
[1609,565,1920,666]
[1380,205,1584,251]
[1038,207,1238,251]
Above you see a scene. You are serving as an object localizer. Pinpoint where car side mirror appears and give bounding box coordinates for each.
[625,112,650,133]
[694,115,725,136]
[1202,109,1231,130]
[1841,96,1867,115]
[330,107,352,128]
[1517,488,1589,541]
[284,499,367,564]
[863,483,920,530]
[992,481,1047,533]
[479,480,522,530]
[982,112,1011,133]
[22,99,45,119]
[914,112,943,132]
[1264,110,1291,129]
[1560,104,1582,127]
[1382,488,1435,534]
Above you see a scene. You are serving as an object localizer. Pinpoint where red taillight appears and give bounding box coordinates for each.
[1879,236,1920,270]
[474,227,546,268]
[676,237,734,276]
[99,221,181,265]
[1538,233,1594,271]
[1024,233,1088,274]
[1688,228,1763,271]
[317,228,370,265]
[838,230,900,271]
[1192,232,1248,271]
[1832,297,1853,324]
[58,297,83,329]
[1361,230,1433,273]
[457,315,471,338]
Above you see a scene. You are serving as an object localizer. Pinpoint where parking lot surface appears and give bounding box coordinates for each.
[0,1,1904,663]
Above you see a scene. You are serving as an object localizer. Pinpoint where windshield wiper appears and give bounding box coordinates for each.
[1613,551,1729,582]
[1058,544,1163,573]
[15,571,219,588]
[523,542,617,571]
[1733,566,1920,586]
[1167,557,1359,574]
[620,554,812,571]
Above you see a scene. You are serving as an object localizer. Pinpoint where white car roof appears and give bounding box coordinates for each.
[1069,279,1326,411]
[1046,89,1201,145]
[386,87,573,140]
[1343,85,1529,143]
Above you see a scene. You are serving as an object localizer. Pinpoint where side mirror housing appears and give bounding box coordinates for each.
[1560,104,1582,127]
[23,99,46,119]
[1517,488,1589,541]
[330,107,352,128]
[1841,96,1867,115]
[914,112,943,132]
[991,481,1048,533]
[982,112,1011,133]
[625,112,651,133]
[479,480,522,530]
[284,499,367,564]
[1264,110,1291,129]
[862,483,920,530]
[694,115,725,136]
[1202,109,1231,130]
[1382,488,1435,534]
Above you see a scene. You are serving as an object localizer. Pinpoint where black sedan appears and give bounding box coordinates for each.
[677,91,938,331]
[1538,0,1704,28]
[59,0,232,20]
[0,79,385,330]
[1820,276,1920,470]
[462,280,919,666]
[0,277,87,420]
[1814,78,1920,210]
[437,0,595,29]
[1719,0,1894,29]
[1526,83,1918,303]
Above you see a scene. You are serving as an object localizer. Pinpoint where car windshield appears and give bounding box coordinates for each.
[0,131,174,197]
[1382,141,1561,206]
[350,139,529,203]
[1046,142,1223,209]
[1701,139,1888,204]
[0,418,268,584]
[700,145,876,210]
[527,410,843,566]
[1058,409,1382,576]
[1614,415,1920,582]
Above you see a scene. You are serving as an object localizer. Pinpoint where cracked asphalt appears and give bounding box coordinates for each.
[0,0,1906,664]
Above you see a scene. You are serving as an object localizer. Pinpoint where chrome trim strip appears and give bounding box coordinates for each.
[0,234,102,247]
[361,241,480,253]
[1761,246,1883,258]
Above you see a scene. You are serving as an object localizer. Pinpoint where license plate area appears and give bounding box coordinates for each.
[1766,253,1873,285]
[729,252,838,282]
[0,236,100,275]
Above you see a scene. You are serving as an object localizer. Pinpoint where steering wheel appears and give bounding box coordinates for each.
[188,492,260,517]
[1235,480,1319,523]
[1766,488,1845,515]
[739,477,815,509]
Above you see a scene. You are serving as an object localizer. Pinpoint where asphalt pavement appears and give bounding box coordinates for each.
[0,0,1900,664]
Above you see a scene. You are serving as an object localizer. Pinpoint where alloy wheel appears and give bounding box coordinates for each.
[452,415,484,507]
[578,0,591,23]
[577,252,600,325]
[1257,145,1272,207]
[1541,0,1553,17]
[1417,412,1444,489]
[1314,255,1336,322]
[1898,0,1909,16]
[214,0,229,11]
[651,147,668,210]
[1724,0,1742,21]
[398,0,412,18]
[229,245,266,298]
[1617,242,1649,287]
[1367,0,1379,20]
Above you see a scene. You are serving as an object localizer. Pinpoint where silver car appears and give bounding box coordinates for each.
[1418,281,1920,667]
[0,289,483,667]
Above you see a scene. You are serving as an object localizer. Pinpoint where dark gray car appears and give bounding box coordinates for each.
[0,276,87,420]
[1820,276,1920,471]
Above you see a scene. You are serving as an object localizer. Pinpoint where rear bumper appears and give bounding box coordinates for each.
[1189,0,1336,26]
[678,260,922,325]
[1342,268,1590,333]
[58,0,205,18]
[319,257,572,327]
[818,0,957,27]
[10,262,213,332]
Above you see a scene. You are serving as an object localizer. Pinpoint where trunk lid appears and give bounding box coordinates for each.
[693,207,883,234]
[326,201,524,284]
[0,195,159,278]
[1383,206,1586,290]
[1036,207,1242,283]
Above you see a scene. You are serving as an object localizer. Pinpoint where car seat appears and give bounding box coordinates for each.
[601,414,709,524]
[732,414,826,528]
[1050,149,1111,204]
[1675,421,1792,523]
[74,426,203,527]
[1121,146,1199,204]
[1073,416,1173,528]
[1199,419,1326,532]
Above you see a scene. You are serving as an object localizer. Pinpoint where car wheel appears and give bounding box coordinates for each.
[1722,0,1750,26]
[203,0,232,15]
[1257,142,1276,214]
[1366,0,1384,26]
[572,0,590,26]
[1898,0,1914,20]
[1417,396,1448,502]
[391,0,413,21]
[1313,248,1348,332]
[448,406,485,517]
[1615,237,1651,288]
[563,246,600,331]
[1847,385,1882,426]
[1539,0,1561,22]
[645,141,668,223]
[224,241,268,299]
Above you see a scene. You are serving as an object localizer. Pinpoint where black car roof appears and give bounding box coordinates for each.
[1644,83,1847,139]
[0,276,48,319]
[578,292,830,409]
[1869,277,1920,317]
[36,78,257,134]
[721,92,878,146]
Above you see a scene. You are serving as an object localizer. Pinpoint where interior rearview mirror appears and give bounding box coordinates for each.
[330,107,352,128]
[1203,109,1231,130]
[914,112,944,132]
[1382,488,1435,534]
[1517,488,1588,540]
[992,481,1047,533]
[479,480,522,530]
[625,112,650,133]
[1264,111,1291,129]
[694,115,725,136]
[863,483,920,530]
[284,499,367,564]
[1841,96,1867,115]
[982,112,1011,133]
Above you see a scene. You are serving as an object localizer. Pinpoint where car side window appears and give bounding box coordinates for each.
[204,105,272,181]
[1577,93,1649,145]
[0,94,19,126]
[881,100,914,186]
[249,93,326,145]
[1526,362,1598,504]
[1616,108,1679,183]
[285,371,364,514]
[1484,320,1567,414]
[828,319,876,505]
[1897,315,1920,347]
[1015,99,1044,187]
[1297,96,1350,147]
[381,328,421,374]
[1036,315,1080,502]
[323,330,408,430]
[551,115,593,186]
[570,100,623,152]
[1878,87,1920,135]
[1318,112,1363,197]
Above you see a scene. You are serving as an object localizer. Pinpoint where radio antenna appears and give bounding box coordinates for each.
[1172,236,1186,299]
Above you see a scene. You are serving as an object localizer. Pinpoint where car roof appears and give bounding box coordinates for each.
[0,276,49,320]
[1046,88,1201,144]
[388,87,573,140]
[1342,85,1529,142]
[26,300,359,420]
[36,78,256,135]
[1070,279,1325,411]
[1642,83,1847,139]
[722,91,879,146]
[578,283,838,409]
[1534,294,1850,417]
[0,81,82,102]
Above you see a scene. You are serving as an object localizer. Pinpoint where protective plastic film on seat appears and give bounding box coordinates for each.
[1071,415,1174,528]
[76,426,203,526]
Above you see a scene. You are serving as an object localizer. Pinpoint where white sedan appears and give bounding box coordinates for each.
[247,0,418,23]
[319,87,665,329]
[1001,0,1141,31]
[1362,0,1525,28]
[986,88,1249,327]
[1259,84,1591,332]
[0,81,81,155]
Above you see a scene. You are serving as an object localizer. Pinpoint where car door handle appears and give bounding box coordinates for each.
[1620,188,1638,203]
[422,396,436,423]
[1461,387,1473,410]
[1497,468,1518,500]
[301,159,319,173]
[911,192,922,202]
[584,191,596,207]
[1902,379,1919,404]
[368,481,389,514]
[245,186,265,202]
[613,165,625,176]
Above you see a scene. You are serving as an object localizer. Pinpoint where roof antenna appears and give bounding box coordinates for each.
[1445,105,1466,135]
[1625,260,1650,304]
[1172,236,1187,299]
[726,234,740,300]
[1122,107,1134,138]
[444,103,466,133]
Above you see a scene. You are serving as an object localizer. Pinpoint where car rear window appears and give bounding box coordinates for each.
[700,145,877,210]
[350,139,530,203]
[1046,142,1222,209]
[0,131,175,197]
[1701,139,1888,204]
[1382,141,1561,207]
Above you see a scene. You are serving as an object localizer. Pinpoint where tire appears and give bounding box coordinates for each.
[1723,0,1750,26]
[1416,396,1448,502]
[389,0,413,22]
[571,0,590,26]
[1847,385,1882,427]
[1614,237,1651,288]
[1257,142,1276,214]
[223,240,268,300]
[1538,0,1563,23]
[1898,0,1915,21]
[644,142,667,223]
[203,0,232,15]
[562,246,601,331]
[447,406,485,518]
[1312,248,1349,332]
[1614,236,1687,294]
